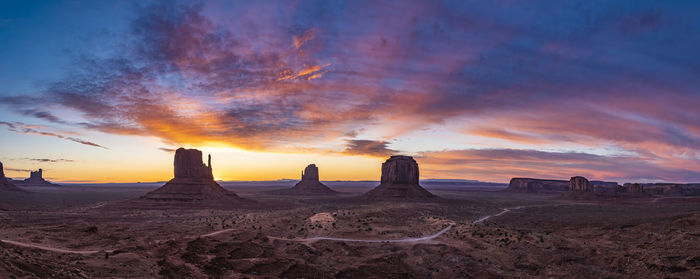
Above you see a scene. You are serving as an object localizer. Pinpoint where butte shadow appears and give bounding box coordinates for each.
[363,155,437,200]
[121,148,257,209]
[268,164,340,196]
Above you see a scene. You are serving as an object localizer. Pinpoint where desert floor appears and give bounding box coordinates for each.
[0,182,698,278]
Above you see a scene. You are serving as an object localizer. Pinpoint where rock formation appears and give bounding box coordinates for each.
[364,156,435,199]
[623,183,700,196]
[507,178,569,193]
[626,183,643,193]
[569,176,593,192]
[14,169,58,186]
[272,164,339,195]
[140,148,246,205]
[0,162,23,192]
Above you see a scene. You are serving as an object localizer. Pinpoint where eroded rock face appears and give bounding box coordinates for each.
[624,183,700,196]
[380,156,419,185]
[569,176,593,192]
[364,156,435,199]
[20,169,56,186]
[273,164,338,195]
[0,161,23,192]
[301,164,319,181]
[174,148,213,179]
[627,183,643,193]
[141,148,245,205]
[507,178,569,193]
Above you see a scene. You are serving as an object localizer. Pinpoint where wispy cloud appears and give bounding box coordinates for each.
[0,121,108,149]
[25,158,74,163]
[0,1,698,181]
[5,168,33,173]
[158,147,176,152]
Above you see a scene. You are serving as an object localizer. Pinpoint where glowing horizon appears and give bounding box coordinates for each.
[1,1,699,184]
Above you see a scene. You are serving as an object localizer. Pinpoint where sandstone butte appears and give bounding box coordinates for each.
[141,148,244,203]
[364,155,435,200]
[274,164,339,195]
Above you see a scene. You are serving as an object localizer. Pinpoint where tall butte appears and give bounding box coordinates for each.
[15,169,58,186]
[274,164,339,195]
[141,148,244,204]
[364,155,435,200]
[0,161,24,192]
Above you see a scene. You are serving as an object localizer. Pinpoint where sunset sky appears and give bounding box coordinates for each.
[1,1,699,183]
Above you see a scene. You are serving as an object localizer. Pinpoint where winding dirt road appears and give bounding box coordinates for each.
[472,206,524,224]
[277,222,456,244]
[0,206,526,253]
[0,239,114,255]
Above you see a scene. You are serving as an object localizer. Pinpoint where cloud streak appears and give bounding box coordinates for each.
[0,1,699,182]
[0,121,108,149]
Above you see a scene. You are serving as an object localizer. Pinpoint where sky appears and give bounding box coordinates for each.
[0,0,699,183]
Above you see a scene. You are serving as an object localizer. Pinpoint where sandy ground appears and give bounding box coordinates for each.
[0,182,698,278]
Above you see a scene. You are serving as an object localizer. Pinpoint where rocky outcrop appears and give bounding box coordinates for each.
[364,156,435,200]
[569,176,593,192]
[14,169,58,186]
[140,148,247,206]
[174,149,213,179]
[629,183,700,196]
[507,178,569,193]
[626,183,643,193]
[0,162,23,192]
[301,164,320,181]
[272,164,339,195]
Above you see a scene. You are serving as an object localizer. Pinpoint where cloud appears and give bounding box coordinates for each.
[418,149,700,183]
[343,139,397,157]
[293,28,318,49]
[158,147,176,152]
[0,1,698,182]
[0,121,108,149]
[25,158,74,163]
[5,168,33,173]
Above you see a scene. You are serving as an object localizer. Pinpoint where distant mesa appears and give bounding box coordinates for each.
[139,148,249,206]
[640,183,700,196]
[13,169,59,187]
[271,164,339,195]
[506,178,569,193]
[625,183,644,193]
[364,155,435,200]
[569,176,593,192]
[0,161,24,192]
[563,176,602,199]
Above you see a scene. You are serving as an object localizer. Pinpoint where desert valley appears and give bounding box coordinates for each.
[2,1,700,278]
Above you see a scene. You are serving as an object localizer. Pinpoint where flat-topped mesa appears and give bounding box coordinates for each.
[301,164,320,181]
[174,148,213,180]
[569,176,593,192]
[364,155,435,199]
[507,178,569,193]
[619,183,700,196]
